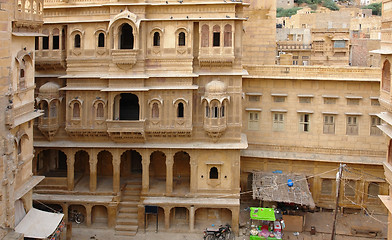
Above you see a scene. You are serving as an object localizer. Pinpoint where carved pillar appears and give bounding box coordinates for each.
[62,204,68,223]
[189,206,195,232]
[113,150,121,193]
[231,206,239,236]
[141,150,150,194]
[164,207,171,230]
[190,156,198,194]
[86,204,92,227]
[107,203,117,228]
[166,153,174,195]
[90,151,97,192]
[231,152,240,193]
[67,150,75,191]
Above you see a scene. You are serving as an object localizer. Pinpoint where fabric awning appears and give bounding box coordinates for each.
[252,172,315,208]
[15,208,64,239]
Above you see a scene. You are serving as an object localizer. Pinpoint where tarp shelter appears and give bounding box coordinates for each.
[15,208,64,239]
[252,172,316,208]
[250,207,276,221]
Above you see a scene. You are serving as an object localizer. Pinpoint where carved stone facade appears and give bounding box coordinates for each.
[32,0,388,237]
[0,0,44,238]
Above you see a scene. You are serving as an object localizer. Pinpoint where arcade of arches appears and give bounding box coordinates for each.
[33,148,240,232]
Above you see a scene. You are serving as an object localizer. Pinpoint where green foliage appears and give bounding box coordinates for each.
[362,3,382,16]
[322,0,339,11]
[276,7,303,17]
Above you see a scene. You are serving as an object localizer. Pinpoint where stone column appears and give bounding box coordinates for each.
[113,150,121,193]
[164,207,171,230]
[231,206,240,236]
[67,150,75,191]
[86,204,92,227]
[107,203,117,228]
[189,206,195,232]
[190,157,198,194]
[62,204,68,223]
[141,150,150,194]
[231,152,241,193]
[166,155,174,195]
[90,151,97,192]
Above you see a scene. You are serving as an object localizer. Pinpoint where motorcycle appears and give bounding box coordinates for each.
[68,209,85,224]
[203,224,234,240]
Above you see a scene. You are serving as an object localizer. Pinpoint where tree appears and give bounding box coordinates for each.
[276,7,303,18]
[323,0,339,11]
[362,3,382,16]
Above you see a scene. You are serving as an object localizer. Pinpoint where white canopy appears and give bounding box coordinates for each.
[15,208,64,239]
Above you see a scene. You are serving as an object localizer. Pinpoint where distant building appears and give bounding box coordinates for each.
[277,0,294,9]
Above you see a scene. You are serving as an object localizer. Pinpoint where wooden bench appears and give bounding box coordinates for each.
[351,225,382,237]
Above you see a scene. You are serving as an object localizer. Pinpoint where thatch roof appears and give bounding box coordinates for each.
[252,172,315,208]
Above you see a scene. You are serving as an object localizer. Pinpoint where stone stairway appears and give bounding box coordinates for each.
[115,180,142,237]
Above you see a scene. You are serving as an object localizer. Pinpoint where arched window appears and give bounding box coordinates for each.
[74,34,81,48]
[117,93,139,120]
[19,59,26,89]
[18,0,22,12]
[98,33,105,48]
[152,102,159,118]
[178,32,186,46]
[205,105,210,117]
[209,167,218,179]
[382,60,391,92]
[38,2,43,14]
[20,69,25,78]
[224,24,232,47]
[212,102,219,118]
[17,140,22,155]
[221,105,225,117]
[120,24,134,49]
[33,1,37,14]
[50,101,57,118]
[72,102,80,119]
[52,28,59,50]
[201,24,209,47]
[153,32,160,47]
[42,101,49,118]
[42,29,49,50]
[25,0,31,13]
[96,102,104,119]
[213,25,220,47]
[177,102,184,118]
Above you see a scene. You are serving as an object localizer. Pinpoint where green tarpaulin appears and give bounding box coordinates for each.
[250,207,276,221]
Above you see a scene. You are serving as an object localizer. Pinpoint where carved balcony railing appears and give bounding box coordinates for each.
[106,119,145,141]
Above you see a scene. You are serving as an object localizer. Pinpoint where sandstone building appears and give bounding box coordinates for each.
[32,0,387,237]
[0,0,44,238]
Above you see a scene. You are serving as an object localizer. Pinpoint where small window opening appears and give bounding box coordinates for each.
[209,167,218,179]
[177,102,184,118]
[153,32,160,46]
[98,33,105,48]
[178,32,186,46]
[74,34,81,48]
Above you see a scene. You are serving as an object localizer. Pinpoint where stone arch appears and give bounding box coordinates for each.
[120,150,142,178]
[97,150,113,191]
[173,151,190,193]
[224,24,232,47]
[68,204,87,225]
[175,28,188,47]
[149,151,166,193]
[113,93,140,120]
[169,207,189,230]
[91,205,108,226]
[201,24,209,47]
[74,150,90,189]
[35,149,67,177]
[382,60,391,92]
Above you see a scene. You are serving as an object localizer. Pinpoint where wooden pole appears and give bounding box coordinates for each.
[331,163,344,240]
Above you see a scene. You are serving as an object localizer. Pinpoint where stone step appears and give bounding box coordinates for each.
[118,212,139,219]
[115,225,138,232]
[116,217,138,225]
[114,230,137,237]
[119,207,138,214]
[119,202,139,207]
[123,188,141,194]
[122,195,140,202]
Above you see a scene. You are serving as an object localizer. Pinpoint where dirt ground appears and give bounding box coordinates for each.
[70,211,388,240]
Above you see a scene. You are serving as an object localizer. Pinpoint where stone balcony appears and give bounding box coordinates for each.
[277,42,312,51]
[106,119,145,141]
[36,50,66,70]
[198,47,235,67]
[111,49,138,69]
[203,117,227,140]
